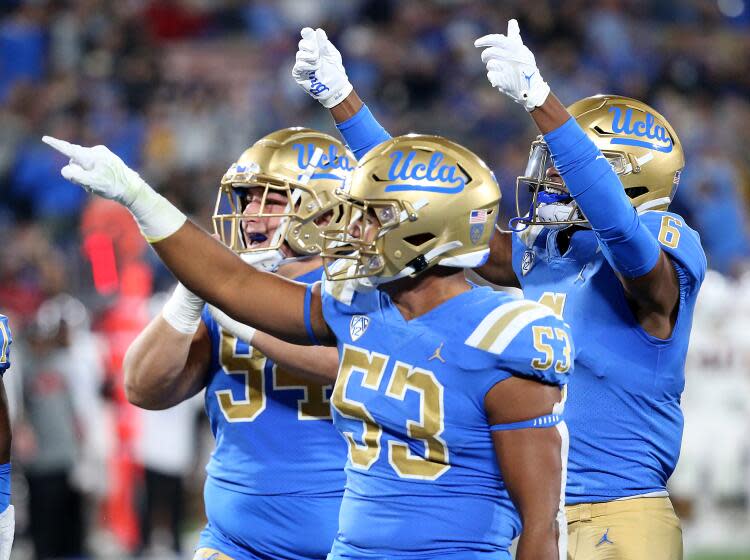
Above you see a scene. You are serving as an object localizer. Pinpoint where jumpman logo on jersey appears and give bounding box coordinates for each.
[575,263,588,284]
[429,342,446,363]
[596,528,615,546]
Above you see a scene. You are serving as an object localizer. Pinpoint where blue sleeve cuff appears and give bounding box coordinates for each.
[0,463,10,511]
[490,414,563,431]
[336,104,392,160]
[304,283,321,346]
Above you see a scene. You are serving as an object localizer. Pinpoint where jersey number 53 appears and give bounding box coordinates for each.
[331,344,450,481]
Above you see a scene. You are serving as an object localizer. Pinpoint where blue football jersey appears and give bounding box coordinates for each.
[199,267,347,560]
[512,211,706,504]
[320,277,572,559]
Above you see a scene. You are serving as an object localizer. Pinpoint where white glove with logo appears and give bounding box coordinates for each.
[474,19,550,112]
[42,136,186,242]
[0,505,14,560]
[292,27,353,108]
[162,283,205,335]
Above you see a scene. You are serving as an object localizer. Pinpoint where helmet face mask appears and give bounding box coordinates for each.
[212,128,355,256]
[320,134,500,283]
[321,193,412,280]
[512,95,684,231]
[514,139,585,230]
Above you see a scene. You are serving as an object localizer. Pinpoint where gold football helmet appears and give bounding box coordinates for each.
[321,134,500,282]
[213,127,355,255]
[514,94,685,228]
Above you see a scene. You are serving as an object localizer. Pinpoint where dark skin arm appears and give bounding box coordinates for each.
[530,94,680,339]
[475,228,520,288]
[150,221,334,346]
[485,377,564,560]
[329,90,364,123]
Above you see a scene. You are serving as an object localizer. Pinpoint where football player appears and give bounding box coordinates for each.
[0,316,13,560]
[122,129,351,560]
[44,128,574,559]
[294,21,703,560]
[473,21,704,560]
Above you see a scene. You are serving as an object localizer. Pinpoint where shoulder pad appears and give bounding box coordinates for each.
[465,299,573,387]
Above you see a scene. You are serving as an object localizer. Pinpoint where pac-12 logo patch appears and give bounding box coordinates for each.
[350,315,370,341]
[521,249,535,275]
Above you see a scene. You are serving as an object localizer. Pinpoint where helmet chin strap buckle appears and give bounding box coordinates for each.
[406,254,429,274]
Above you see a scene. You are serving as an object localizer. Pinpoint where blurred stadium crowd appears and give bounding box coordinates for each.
[0,0,748,558]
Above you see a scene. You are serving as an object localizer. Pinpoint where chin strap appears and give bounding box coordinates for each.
[240,249,317,273]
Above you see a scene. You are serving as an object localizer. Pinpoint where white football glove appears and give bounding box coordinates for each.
[208,305,256,344]
[292,27,353,108]
[162,283,205,335]
[42,136,186,242]
[474,19,550,112]
[0,505,14,560]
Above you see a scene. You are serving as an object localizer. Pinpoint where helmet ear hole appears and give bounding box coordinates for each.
[404,233,436,247]
[624,186,649,199]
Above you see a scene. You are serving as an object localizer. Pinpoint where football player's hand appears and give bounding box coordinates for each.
[0,316,11,376]
[43,136,186,241]
[41,136,149,207]
[292,27,353,108]
[0,505,14,560]
[474,19,550,112]
[208,305,256,344]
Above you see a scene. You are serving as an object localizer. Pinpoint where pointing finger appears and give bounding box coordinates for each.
[507,18,520,39]
[42,136,83,160]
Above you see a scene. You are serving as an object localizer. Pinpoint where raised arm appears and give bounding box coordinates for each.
[485,376,565,560]
[41,137,334,346]
[528,96,679,334]
[292,27,391,159]
[475,20,679,337]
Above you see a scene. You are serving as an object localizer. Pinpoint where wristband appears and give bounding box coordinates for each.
[127,183,187,243]
[162,283,204,334]
[208,305,257,343]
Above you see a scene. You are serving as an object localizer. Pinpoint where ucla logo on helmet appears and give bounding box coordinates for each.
[385,150,467,194]
[608,106,673,153]
[292,142,354,181]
